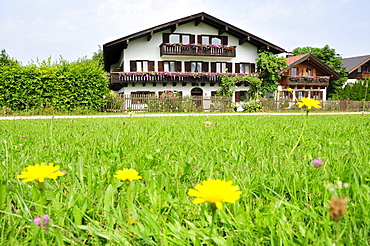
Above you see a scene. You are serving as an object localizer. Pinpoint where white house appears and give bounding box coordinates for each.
[103,12,285,106]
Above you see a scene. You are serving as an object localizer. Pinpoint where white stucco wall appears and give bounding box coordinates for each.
[117,22,259,72]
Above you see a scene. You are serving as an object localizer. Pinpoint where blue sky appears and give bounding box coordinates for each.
[1,0,369,64]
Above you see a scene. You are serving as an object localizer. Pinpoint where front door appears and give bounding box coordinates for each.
[191,88,203,108]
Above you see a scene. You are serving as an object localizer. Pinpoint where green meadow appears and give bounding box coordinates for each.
[1,114,370,245]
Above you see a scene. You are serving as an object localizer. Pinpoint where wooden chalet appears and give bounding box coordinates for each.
[278,54,340,101]
[342,55,370,80]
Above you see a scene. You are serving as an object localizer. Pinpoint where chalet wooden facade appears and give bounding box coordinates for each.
[103,12,285,104]
[342,55,370,80]
[277,54,340,101]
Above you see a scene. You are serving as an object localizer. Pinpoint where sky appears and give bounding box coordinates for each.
[1,0,369,65]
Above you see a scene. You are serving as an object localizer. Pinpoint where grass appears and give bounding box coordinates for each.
[1,114,369,245]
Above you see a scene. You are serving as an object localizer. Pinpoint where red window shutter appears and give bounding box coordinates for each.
[130,61,137,72]
[197,35,202,44]
[251,63,255,73]
[148,61,154,71]
[235,91,241,102]
[190,35,195,44]
[163,33,170,43]
[175,61,181,72]
[222,36,228,45]
[158,61,164,72]
[185,62,191,72]
[235,63,240,73]
[226,63,232,73]
[210,62,216,72]
[202,62,209,72]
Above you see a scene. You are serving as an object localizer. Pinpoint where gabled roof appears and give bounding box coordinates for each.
[280,53,341,79]
[103,12,286,71]
[342,55,370,74]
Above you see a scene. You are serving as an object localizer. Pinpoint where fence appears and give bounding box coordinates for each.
[260,99,370,112]
[104,95,232,113]
[104,95,370,113]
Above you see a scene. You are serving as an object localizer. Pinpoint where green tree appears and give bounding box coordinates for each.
[292,45,347,96]
[0,49,19,67]
[92,46,104,68]
[334,79,370,101]
[255,50,288,95]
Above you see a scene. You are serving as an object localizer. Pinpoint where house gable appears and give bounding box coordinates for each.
[342,55,370,79]
[103,12,285,71]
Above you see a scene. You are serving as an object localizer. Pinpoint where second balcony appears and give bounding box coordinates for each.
[160,43,236,57]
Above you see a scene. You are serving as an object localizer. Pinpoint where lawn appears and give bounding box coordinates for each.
[1,114,369,245]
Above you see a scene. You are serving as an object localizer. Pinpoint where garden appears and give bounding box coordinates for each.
[1,111,369,245]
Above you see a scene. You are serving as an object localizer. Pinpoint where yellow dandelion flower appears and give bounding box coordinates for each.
[287,88,293,92]
[17,162,65,183]
[188,179,241,209]
[296,97,322,110]
[114,168,142,181]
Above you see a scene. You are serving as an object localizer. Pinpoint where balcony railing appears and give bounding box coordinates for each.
[160,43,236,57]
[287,76,330,86]
[110,72,257,84]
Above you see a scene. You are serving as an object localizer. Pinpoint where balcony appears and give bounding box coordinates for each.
[160,43,236,57]
[287,76,330,86]
[110,72,257,85]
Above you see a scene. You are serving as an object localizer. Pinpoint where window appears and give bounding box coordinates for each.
[166,34,194,44]
[164,61,175,72]
[216,62,227,73]
[235,63,254,73]
[182,35,190,44]
[158,61,181,72]
[198,35,228,45]
[169,34,180,43]
[136,61,148,72]
[211,37,221,45]
[185,61,208,72]
[130,60,154,72]
[240,63,250,73]
[358,67,362,73]
[291,68,298,76]
[191,62,202,72]
[235,91,249,102]
[306,68,312,76]
[211,62,231,73]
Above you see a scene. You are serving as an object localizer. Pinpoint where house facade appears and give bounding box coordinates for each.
[277,54,340,101]
[103,12,285,105]
[342,55,370,85]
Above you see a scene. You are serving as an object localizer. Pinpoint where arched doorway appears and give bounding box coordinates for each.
[191,87,203,108]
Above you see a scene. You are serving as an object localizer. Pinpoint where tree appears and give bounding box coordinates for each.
[255,50,288,95]
[292,45,347,96]
[334,79,370,101]
[92,46,104,68]
[0,49,19,67]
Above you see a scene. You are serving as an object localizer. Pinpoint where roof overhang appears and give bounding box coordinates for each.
[279,54,341,79]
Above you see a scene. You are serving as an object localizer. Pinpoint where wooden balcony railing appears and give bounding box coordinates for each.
[110,72,223,84]
[160,43,236,57]
[287,76,330,86]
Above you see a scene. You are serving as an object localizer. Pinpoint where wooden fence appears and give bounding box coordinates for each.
[104,95,370,113]
[260,99,370,112]
[104,95,232,113]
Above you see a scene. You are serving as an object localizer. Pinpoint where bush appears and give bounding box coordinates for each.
[242,101,262,112]
[0,55,110,112]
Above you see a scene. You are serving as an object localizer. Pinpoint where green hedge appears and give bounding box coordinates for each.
[0,57,110,111]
